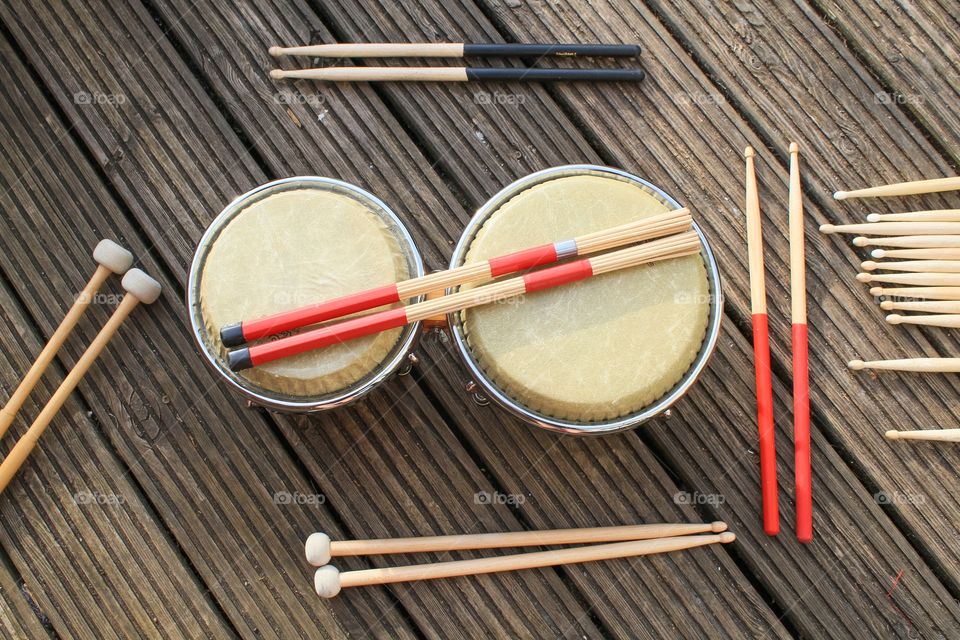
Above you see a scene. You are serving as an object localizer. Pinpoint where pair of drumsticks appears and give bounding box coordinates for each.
[744,143,810,541]
[222,209,699,370]
[301,522,735,598]
[0,241,162,494]
[269,41,645,83]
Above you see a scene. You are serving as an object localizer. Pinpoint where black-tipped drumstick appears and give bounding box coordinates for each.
[269,43,641,59]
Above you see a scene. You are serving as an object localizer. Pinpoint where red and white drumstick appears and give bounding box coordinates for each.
[745,147,778,535]
[788,142,812,543]
[220,209,691,347]
[228,231,700,371]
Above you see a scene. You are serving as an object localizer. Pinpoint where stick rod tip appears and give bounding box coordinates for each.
[852,236,869,247]
[866,214,880,222]
[869,287,883,296]
[269,68,286,79]
[871,249,886,258]
[856,272,872,282]
[268,46,283,57]
[879,300,894,310]
[885,430,900,440]
[711,521,727,533]
[819,224,835,233]
[789,142,799,154]
[848,359,866,370]
[744,146,755,158]
[719,532,736,543]
[834,191,848,200]
[861,261,877,271]
[886,314,903,324]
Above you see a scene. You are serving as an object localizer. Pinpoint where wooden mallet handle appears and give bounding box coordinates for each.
[314,533,735,597]
[0,269,160,494]
[305,521,727,565]
[0,240,132,440]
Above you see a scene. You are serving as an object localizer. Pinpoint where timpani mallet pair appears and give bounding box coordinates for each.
[744,143,811,542]
[0,240,162,493]
[301,522,735,598]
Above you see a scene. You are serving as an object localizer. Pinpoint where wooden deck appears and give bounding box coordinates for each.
[0,0,958,637]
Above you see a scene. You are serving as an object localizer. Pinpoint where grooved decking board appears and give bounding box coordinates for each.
[255,0,960,636]
[814,0,960,166]
[0,548,49,639]
[0,13,415,640]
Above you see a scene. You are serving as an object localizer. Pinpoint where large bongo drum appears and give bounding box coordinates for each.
[448,166,722,434]
[187,177,424,411]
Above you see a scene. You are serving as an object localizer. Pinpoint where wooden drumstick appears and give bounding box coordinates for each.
[834,177,960,200]
[313,532,736,598]
[857,272,960,286]
[872,248,960,260]
[880,300,960,313]
[869,287,960,300]
[229,232,701,371]
[305,521,728,566]
[268,42,642,58]
[867,210,960,223]
[853,236,960,248]
[848,358,960,373]
[821,222,960,236]
[744,146,778,536]
[0,240,132,440]
[788,142,812,544]
[886,429,960,443]
[270,67,646,83]
[221,209,691,347]
[0,269,161,494]
[861,260,960,273]
[887,314,960,328]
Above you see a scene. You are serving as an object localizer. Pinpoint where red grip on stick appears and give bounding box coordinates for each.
[248,307,408,366]
[752,313,779,536]
[792,322,812,543]
[489,244,559,277]
[523,260,594,293]
[241,284,401,342]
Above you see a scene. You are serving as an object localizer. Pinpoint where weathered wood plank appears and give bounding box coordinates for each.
[0,547,50,639]
[0,10,416,639]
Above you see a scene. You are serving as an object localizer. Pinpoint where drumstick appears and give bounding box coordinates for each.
[887,314,960,328]
[872,248,960,260]
[228,232,701,370]
[0,240,132,440]
[857,273,960,286]
[853,236,960,248]
[869,287,960,300]
[0,269,161,494]
[880,300,960,313]
[220,209,691,347]
[744,146,778,536]
[821,222,960,236]
[848,358,960,373]
[313,532,736,598]
[270,67,646,82]
[834,176,960,200]
[861,260,960,273]
[268,43,642,58]
[788,143,812,543]
[886,429,960,443]
[305,521,728,566]
[867,210,960,223]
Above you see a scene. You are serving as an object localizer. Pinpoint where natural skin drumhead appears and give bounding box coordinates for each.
[461,175,709,421]
[200,188,409,396]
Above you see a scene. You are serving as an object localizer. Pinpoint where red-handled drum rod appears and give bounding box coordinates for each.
[220,209,691,347]
[745,147,778,536]
[789,143,812,543]
[228,232,701,371]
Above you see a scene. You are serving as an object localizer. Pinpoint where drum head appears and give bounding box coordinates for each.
[188,177,423,411]
[455,169,712,426]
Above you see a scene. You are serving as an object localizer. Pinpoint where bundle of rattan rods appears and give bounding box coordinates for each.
[302,522,734,598]
[269,41,645,83]
[225,209,698,370]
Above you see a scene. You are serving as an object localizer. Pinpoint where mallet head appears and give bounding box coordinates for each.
[314,565,341,598]
[121,269,162,304]
[305,532,332,566]
[93,239,134,274]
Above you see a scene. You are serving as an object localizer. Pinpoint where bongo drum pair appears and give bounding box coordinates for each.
[187,166,722,434]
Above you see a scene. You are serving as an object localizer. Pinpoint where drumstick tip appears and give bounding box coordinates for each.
[852,236,869,247]
[719,532,736,543]
[269,68,287,79]
[820,224,836,234]
[834,191,848,200]
[856,272,872,283]
[711,521,727,533]
[744,146,755,158]
[268,46,283,57]
[848,359,866,370]
[871,249,886,258]
[879,300,894,310]
[866,213,880,222]
[885,430,900,440]
[789,141,799,154]
[886,314,904,325]
[861,260,878,271]
[869,287,883,296]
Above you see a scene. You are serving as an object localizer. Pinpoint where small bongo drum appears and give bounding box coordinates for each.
[448,165,722,434]
[187,177,424,411]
